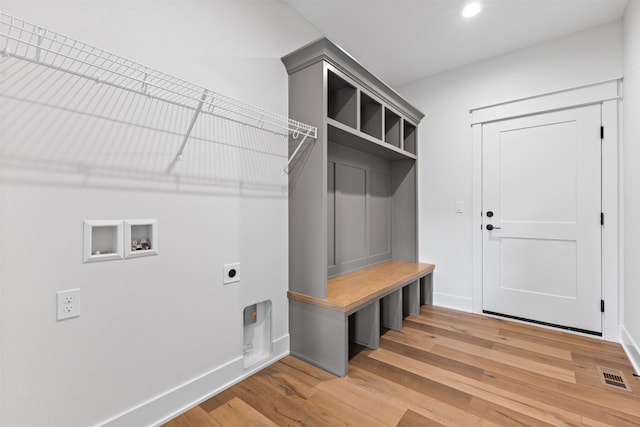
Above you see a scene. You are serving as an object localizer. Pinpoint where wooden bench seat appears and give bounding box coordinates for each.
[288,260,435,376]
[288,260,435,312]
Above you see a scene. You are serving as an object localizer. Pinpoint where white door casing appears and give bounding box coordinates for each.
[470,78,621,341]
[482,106,602,334]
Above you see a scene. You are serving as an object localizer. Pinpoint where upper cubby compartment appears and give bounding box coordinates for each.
[384,108,401,148]
[282,38,424,163]
[327,70,357,129]
[360,92,382,139]
[403,121,417,155]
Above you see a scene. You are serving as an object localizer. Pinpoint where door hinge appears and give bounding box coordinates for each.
[601,212,604,226]
[601,299,605,313]
[601,126,604,139]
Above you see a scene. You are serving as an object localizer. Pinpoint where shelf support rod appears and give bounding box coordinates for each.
[142,67,148,95]
[35,26,43,62]
[283,128,313,174]
[166,89,208,173]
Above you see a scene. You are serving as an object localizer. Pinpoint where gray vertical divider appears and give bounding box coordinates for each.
[290,299,348,376]
[421,274,434,305]
[327,160,336,269]
[381,289,403,330]
[392,160,417,262]
[403,280,421,316]
[288,61,327,298]
[351,301,380,349]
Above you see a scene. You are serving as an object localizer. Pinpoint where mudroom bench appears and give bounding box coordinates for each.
[288,260,435,376]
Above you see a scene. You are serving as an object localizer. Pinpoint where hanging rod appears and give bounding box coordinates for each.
[0,12,317,172]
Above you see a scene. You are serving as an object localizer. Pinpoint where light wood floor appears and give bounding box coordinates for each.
[164,306,640,426]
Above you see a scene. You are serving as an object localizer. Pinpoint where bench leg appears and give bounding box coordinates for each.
[382,289,403,330]
[403,280,420,316]
[351,301,380,349]
[421,273,433,305]
[289,299,348,377]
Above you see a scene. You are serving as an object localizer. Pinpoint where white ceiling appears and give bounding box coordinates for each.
[285,0,629,87]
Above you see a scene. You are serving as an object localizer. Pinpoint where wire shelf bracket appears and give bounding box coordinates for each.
[0,12,317,174]
[166,89,209,174]
[283,128,313,174]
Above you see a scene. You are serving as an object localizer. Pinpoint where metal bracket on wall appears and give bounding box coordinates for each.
[166,89,209,173]
[283,128,314,174]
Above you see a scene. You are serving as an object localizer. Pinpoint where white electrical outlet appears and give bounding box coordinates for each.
[57,289,80,320]
[223,263,241,285]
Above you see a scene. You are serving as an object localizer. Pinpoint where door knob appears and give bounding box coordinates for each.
[486,224,501,231]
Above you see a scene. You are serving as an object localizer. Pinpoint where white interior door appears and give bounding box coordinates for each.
[482,105,602,335]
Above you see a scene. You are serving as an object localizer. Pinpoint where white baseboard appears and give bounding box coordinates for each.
[620,326,640,375]
[100,334,290,427]
[433,292,473,312]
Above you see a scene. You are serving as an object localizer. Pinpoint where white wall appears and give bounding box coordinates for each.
[622,0,640,371]
[0,2,320,426]
[398,22,623,311]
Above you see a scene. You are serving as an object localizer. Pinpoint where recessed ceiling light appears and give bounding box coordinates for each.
[462,2,482,18]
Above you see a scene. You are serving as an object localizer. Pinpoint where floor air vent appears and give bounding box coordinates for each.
[597,366,631,392]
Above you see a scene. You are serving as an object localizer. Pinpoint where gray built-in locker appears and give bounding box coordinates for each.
[282,38,425,374]
[283,38,424,293]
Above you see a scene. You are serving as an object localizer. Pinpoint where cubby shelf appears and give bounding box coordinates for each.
[403,121,417,155]
[360,92,382,139]
[327,119,416,161]
[384,108,401,148]
[328,71,357,129]
[326,69,417,159]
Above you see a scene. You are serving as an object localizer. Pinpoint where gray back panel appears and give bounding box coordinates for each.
[369,170,391,257]
[328,142,392,277]
[338,163,367,264]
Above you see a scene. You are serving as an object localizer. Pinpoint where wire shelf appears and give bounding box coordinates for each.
[0,12,316,173]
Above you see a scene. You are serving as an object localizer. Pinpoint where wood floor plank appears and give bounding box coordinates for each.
[350,352,553,427]
[199,387,238,414]
[369,347,584,426]
[421,306,623,355]
[255,363,319,399]
[398,321,577,383]
[207,397,278,427]
[164,306,640,427]
[233,376,348,426]
[278,355,337,382]
[429,342,640,424]
[348,347,476,409]
[344,364,503,427]
[396,409,447,427]
[409,313,573,361]
[379,331,486,380]
[479,367,640,426]
[309,387,396,427]
[163,405,218,427]
[316,377,407,425]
